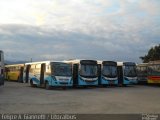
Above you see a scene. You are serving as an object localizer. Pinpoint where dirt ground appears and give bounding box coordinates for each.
[0,81,160,114]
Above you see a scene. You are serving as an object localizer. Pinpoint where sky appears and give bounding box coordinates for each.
[0,0,160,63]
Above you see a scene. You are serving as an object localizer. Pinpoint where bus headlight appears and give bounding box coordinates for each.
[51,75,56,81]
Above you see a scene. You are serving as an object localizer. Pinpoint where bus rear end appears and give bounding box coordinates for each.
[5,64,24,82]
[148,61,160,85]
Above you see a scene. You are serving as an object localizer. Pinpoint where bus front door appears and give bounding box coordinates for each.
[25,65,31,83]
[40,63,45,86]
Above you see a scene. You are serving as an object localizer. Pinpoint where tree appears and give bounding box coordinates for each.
[140,44,160,63]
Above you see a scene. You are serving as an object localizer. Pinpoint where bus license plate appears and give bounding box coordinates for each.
[109,81,114,84]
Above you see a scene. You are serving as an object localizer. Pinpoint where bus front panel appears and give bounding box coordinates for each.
[77,62,98,86]
[48,62,73,87]
[101,62,118,85]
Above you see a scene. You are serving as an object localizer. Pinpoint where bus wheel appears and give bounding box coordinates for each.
[17,76,20,82]
[30,80,35,87]
[45,82,51,90]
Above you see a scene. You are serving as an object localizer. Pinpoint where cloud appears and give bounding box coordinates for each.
[0,24,159,63]
[0,0,160,63]
[139,0,160,16]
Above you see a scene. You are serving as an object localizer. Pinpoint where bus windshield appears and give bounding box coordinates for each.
[80,64,97,77]
[51,63,72,76]
[102,65,117,78]
[148,65,160,76]
[137,66,147,76]
[124,65,137,77]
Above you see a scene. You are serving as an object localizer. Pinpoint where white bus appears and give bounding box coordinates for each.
[137,63,148,84]
[117,62,137,86]
[23,61,72,89]
[65,59,99,87]
[0,50,4,86]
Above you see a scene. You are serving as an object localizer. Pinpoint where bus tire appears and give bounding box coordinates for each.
[17,76,20,82]
[30,80,36,87]
[45,81,51,90]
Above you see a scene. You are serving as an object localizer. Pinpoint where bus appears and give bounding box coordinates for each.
[65,59,98,87]
[137,63,148,84]
[117,62,137,86]
[0,50,4,86]
[5,64,24,82]
[98,61,118,86]
[23,61,72,89]
[148,60,160,84]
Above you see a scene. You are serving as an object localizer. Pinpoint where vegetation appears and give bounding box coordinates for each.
[140,44,160,63]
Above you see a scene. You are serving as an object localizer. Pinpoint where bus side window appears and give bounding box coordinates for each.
[30,65,35,73]
[5,68,9,72]
[35,64,41,74]
[46,65,51,74]
[13,67,15,72]
[47,65,49,69]
[157,65,160,72]
[10,67,12,72]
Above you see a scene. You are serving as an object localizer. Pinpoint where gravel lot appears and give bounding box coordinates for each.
[0,81,160,114]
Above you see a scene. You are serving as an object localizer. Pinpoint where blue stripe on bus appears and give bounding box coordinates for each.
[101,78,118,85]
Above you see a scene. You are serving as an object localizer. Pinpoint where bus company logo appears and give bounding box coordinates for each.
[142,114,159,120]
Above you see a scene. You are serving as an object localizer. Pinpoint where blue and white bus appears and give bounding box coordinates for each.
[98,61,118,86]
[117,62,137,86]
[0,50,4,86]
[65,59,98,87]
[23,61,72,89]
